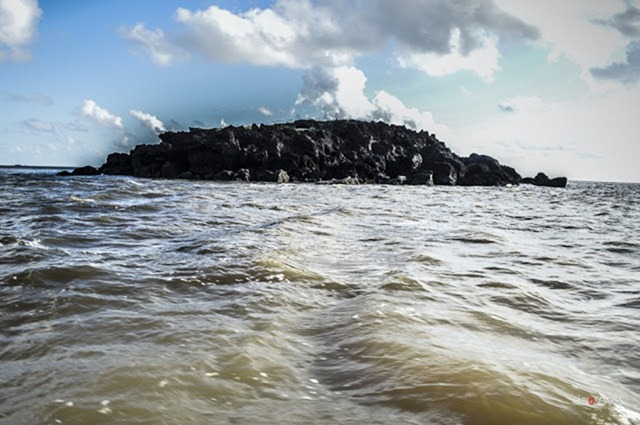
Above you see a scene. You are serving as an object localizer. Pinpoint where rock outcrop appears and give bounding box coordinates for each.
[521,172,568,188]
[57,165,100,176]
[70,119,565,187]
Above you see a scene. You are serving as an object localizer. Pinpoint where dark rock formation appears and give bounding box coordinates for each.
[69,119,566,187]
[521,172,568,188]
[58,165,100,176]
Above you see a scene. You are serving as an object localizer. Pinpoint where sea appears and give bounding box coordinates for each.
[1,166,639,425]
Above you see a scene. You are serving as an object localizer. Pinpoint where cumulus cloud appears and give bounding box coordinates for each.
[81,100,124,130]
[295,66,446,134]
[591,40,640,84]
[130,109,166,135]
[0,0,42,61]
[122,0,537,79]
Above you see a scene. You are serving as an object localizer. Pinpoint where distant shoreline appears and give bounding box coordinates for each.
[0,165,75,170]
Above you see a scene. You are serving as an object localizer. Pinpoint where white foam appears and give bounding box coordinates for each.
[615,404,640,424]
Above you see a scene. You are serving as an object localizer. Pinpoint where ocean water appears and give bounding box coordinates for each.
[1,168,639,425]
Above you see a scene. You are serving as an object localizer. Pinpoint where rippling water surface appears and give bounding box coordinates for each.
[1,168,639,425]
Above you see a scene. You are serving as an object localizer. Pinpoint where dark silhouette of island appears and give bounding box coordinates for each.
[63,119,567,187]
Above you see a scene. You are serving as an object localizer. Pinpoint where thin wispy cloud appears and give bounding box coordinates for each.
[2,90,53,106]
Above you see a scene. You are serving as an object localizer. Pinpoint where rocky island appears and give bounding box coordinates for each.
[65,119,567,187]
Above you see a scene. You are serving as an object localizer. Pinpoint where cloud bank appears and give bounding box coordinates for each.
[0,0,42,62]
[122,0,538,77]
[123,1,536,132]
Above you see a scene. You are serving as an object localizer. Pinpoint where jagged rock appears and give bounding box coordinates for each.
[341,176,359,185]
[423,162,456,185]
[73,119,565,187]
[392,175,407,185]
[100,152,132,175]
[409,170,435,186]
[235,168,251,182]
[548,177,568,188]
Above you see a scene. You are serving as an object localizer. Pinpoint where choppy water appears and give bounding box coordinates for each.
[1,168,639,425]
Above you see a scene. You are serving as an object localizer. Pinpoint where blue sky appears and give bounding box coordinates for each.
[1,0,639,182]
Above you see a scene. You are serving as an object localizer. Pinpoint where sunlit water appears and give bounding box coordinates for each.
[1,168,639,425]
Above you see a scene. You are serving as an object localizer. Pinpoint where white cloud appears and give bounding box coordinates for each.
[122,0,537,80]
[398,28,500,82]
[371,91,443,134]
[173,5,305,67]
[0,0,41,61]
[80,100,133,150]
[398,29,500,81]
[81,100,124,130]
[130,109,166,135]
[295,66,448,135]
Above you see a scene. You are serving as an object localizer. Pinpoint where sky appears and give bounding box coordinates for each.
[1,0,639,182]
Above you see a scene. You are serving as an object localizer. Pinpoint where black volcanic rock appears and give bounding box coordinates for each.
[72,166,100,176]
[521,172,568,188]
[68,119,566,187]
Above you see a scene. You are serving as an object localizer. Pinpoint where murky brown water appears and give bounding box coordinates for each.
[1,168,639,424]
